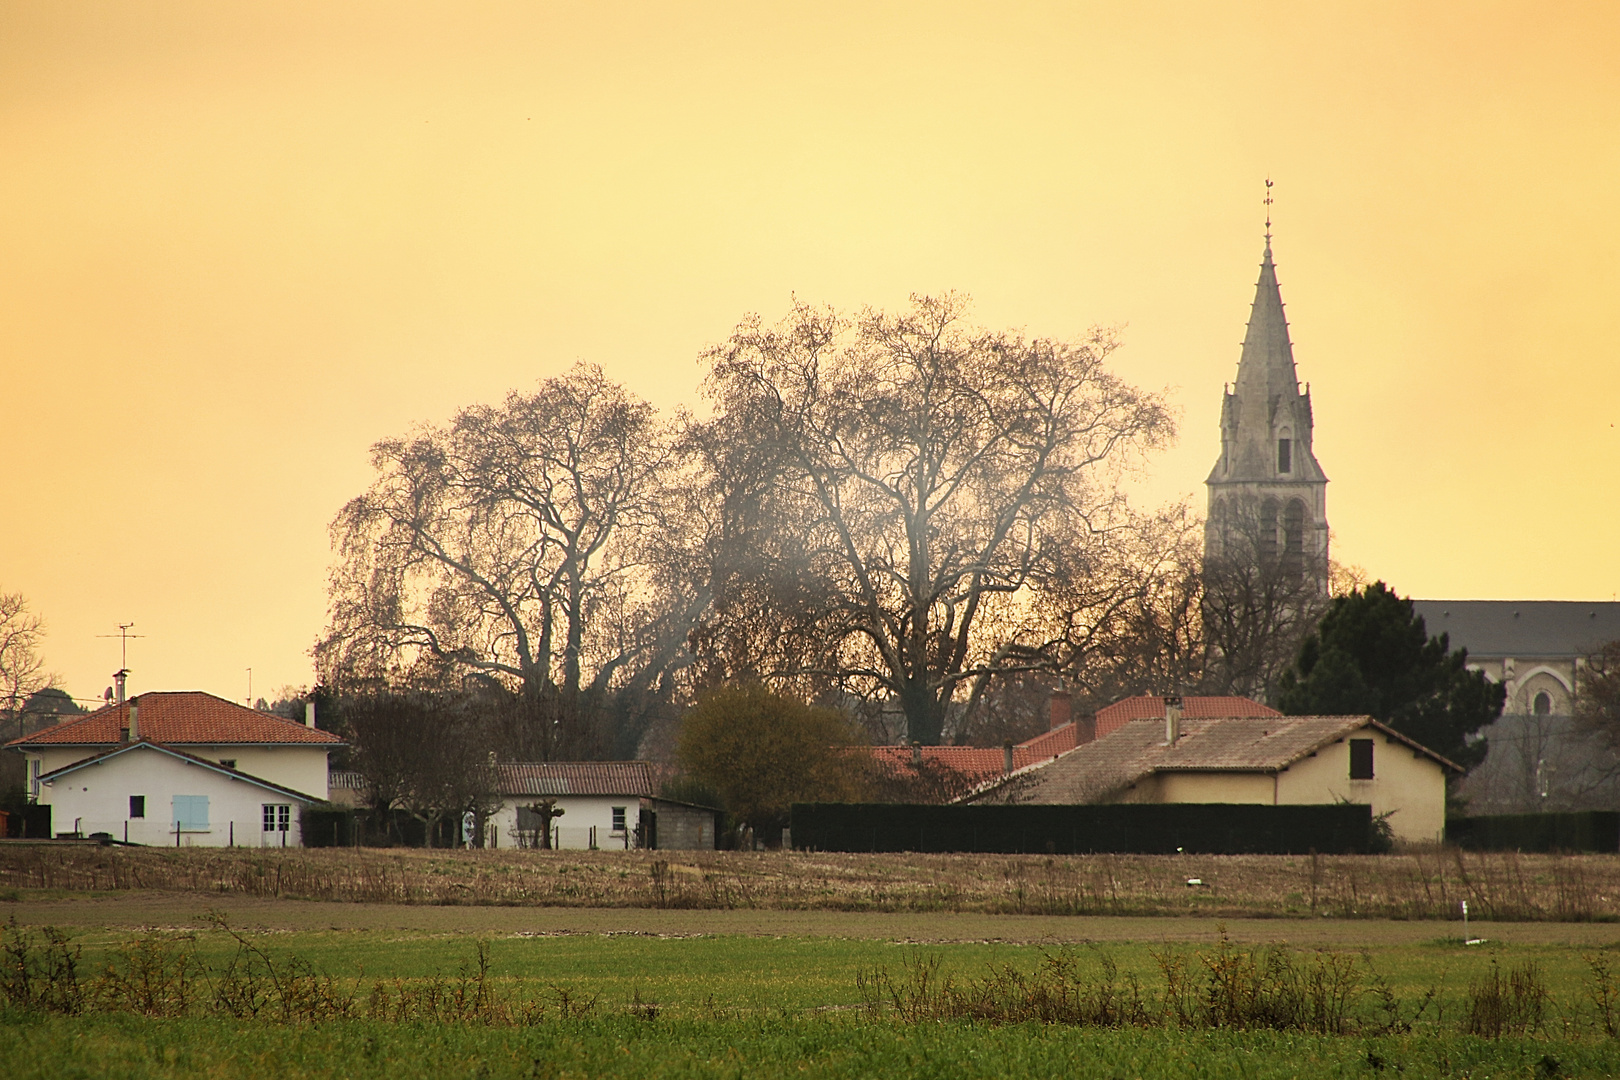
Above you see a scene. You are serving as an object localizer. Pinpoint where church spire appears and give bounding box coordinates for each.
[1204,190,1330,593]
[1233,232,1302,405]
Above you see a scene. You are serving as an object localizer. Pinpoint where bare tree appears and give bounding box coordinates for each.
[0,591,54,719]
[1199,494,1334,704]
[344,691,501,846]
[319,363,701,758]
[695,295,1173,744]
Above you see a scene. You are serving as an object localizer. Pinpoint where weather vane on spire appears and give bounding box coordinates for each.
[1264,177,1274,245]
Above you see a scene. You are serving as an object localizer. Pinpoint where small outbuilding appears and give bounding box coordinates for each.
[488,762,722,850]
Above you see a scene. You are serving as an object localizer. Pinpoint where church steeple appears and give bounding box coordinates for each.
[1205,226,1330,589]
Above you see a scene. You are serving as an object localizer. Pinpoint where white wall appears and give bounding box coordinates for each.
[488,794,637,850]
[25,743,330,802]
[38,747,311,847]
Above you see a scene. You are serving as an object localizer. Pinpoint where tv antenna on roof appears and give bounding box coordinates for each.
[96,622,144,671]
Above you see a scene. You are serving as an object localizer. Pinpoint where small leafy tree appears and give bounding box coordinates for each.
[676,684,868,845]
[1277,582,1505,770]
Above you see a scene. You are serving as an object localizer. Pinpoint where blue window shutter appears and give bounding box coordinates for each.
[172,795,210,830]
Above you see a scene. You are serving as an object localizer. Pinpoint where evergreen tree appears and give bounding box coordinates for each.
[1277,582,1504,770]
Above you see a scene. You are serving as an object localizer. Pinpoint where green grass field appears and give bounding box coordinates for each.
[9,893,1620,1077]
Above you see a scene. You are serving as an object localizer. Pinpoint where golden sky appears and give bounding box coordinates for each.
[2,2,1616,706]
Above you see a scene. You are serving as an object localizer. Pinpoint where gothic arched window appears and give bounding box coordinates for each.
[1260,498,1279,562]
[1284,500,1306,559]
[1278,428,1293,474]
[1533,691,1553,716]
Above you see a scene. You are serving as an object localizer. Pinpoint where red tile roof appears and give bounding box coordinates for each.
[860,696,1278,784]
[497,762,656,798]
[5,691,344,748]
[1017,724,1084,758]
[865,745,1052,785]
[1092,695,1278,740]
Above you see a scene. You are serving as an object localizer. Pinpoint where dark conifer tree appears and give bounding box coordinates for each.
[1277,582,1505,770]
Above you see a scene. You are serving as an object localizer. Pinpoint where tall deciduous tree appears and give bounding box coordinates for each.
[319,363,702,758]
[694,295,1172,744]
[1276,581,1505,769]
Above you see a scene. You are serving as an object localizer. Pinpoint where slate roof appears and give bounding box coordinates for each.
[1092,695,1278,740]
[496,761,656,798]
[6,692,344,748]
[37,740,322,802]
[1411,601,1620,660]
[969,715,1460,805]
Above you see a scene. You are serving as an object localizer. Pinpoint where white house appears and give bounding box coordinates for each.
[6,691,344,847]
[487,762,721,851]
[491,761,656,850]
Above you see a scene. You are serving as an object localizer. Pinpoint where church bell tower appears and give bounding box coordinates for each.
[1204,231,1329,589]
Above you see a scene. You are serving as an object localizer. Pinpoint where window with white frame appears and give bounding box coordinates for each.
[611,806,627,833]
[262,804,291,832]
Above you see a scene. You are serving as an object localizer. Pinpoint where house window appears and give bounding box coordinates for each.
[218,759,236,770]
[172,795,210,831]
[1278,438,1292,473]
[129,795,145,819]
[1533,692,1552,716]
[1349,739,1375,780]
[611,806,627,833]
[262,804,291,832]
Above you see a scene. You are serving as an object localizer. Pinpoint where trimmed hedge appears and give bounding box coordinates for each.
[790,802,1373,855]
[1446,811,1620,853]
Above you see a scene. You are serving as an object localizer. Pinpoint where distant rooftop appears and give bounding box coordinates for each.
[1411,601,1620,660]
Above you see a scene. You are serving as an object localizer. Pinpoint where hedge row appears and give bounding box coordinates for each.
[1446,811,1620,853]
[789,802,1374,855]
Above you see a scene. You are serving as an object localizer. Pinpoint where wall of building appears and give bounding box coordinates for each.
[37,748,310,847]
[1101,726,1447,843]
[488,794,638,850]
[643,800,719,850]
[1273,731,1446,843]
[23,743,330,802]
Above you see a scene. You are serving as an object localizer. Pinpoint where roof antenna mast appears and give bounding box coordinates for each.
[97,622,145,704]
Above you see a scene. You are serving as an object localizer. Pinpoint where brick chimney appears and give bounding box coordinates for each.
[127,700,140,742]
[1164,694,1182,746]
[1049,687,1072,731]
[304,701,317,729]
[1072,713,1096,746]
[1003,742,1014,774]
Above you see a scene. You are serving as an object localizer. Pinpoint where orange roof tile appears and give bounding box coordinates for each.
[1092,695,1278,740]
[6,691,344,748]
